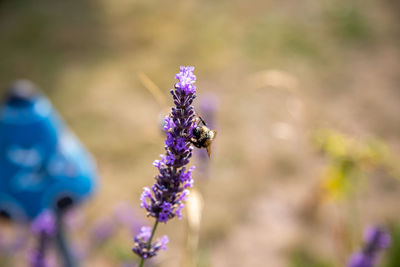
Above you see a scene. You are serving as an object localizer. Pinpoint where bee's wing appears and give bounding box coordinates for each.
[206,145,212,158]
[206,130,217,158]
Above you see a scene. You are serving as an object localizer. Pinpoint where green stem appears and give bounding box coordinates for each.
[139,220,159,267]
[55,211,78,267]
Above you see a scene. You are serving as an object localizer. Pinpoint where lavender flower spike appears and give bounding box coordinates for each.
[133,66,197,263]
[348,226,391,267]
[30,210,56,267]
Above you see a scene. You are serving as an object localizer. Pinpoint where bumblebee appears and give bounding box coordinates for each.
[190,116,217,158]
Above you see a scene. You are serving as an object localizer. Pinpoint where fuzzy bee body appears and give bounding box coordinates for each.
[190,118,217,157]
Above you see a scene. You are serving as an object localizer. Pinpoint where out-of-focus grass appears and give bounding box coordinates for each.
[244,20,324,63]
[0,0,106,91]
[326,2,374,44]
[289,248,333,267]
[383,223,400,267]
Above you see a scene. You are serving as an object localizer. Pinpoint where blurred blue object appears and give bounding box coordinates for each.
[0,80,97,221]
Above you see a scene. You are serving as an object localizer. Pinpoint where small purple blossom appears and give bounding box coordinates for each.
[348,253,373,267]
[31,210,56,236]
[159,236,169,250]
[133,66,198,261]
[174,66,196,94]
[137,226,152,241]
[175,203,185,219]
[348,226,391,267]
[364,226,391,250]
[90,217,116,245]
[131,227,168,259]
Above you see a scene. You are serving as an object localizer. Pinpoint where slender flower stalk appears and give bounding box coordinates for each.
[132,66,198,266]
[29,210,56,267]
[348,226,391,267]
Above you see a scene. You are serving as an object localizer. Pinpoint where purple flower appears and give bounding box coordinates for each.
[31,210,56,237]
[348,253,373,267]
[30,210,56,267]
[139,66,197,224]
[348,226,391,267]
[133,66,198,260]
[195,94,218,178]
[364,226,391,250]
[138,226,152,241]
[131,227,169,259]
[90,217,116,245]
[174,66,196,94]
[114,202,143,234]
[28,250,52,267]
[158,236,169,251]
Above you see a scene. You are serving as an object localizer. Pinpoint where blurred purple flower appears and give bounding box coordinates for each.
[133,66,198,260]
[348,226,391,267]
[29,210,56,267]
[364,226,391,250]
[28,249,57,267]
[348,253,373,267]
[196,94,219,178]
[90,217,116,245]
[199,94,218,128]
[31,210,56,236]
[114,202,143,234]
[28,250,51,267]
[64,208,86,231]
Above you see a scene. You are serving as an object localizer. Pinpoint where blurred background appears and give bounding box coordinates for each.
[1,0,400,266]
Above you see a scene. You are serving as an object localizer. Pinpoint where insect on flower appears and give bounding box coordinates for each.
[190,115,217,158]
